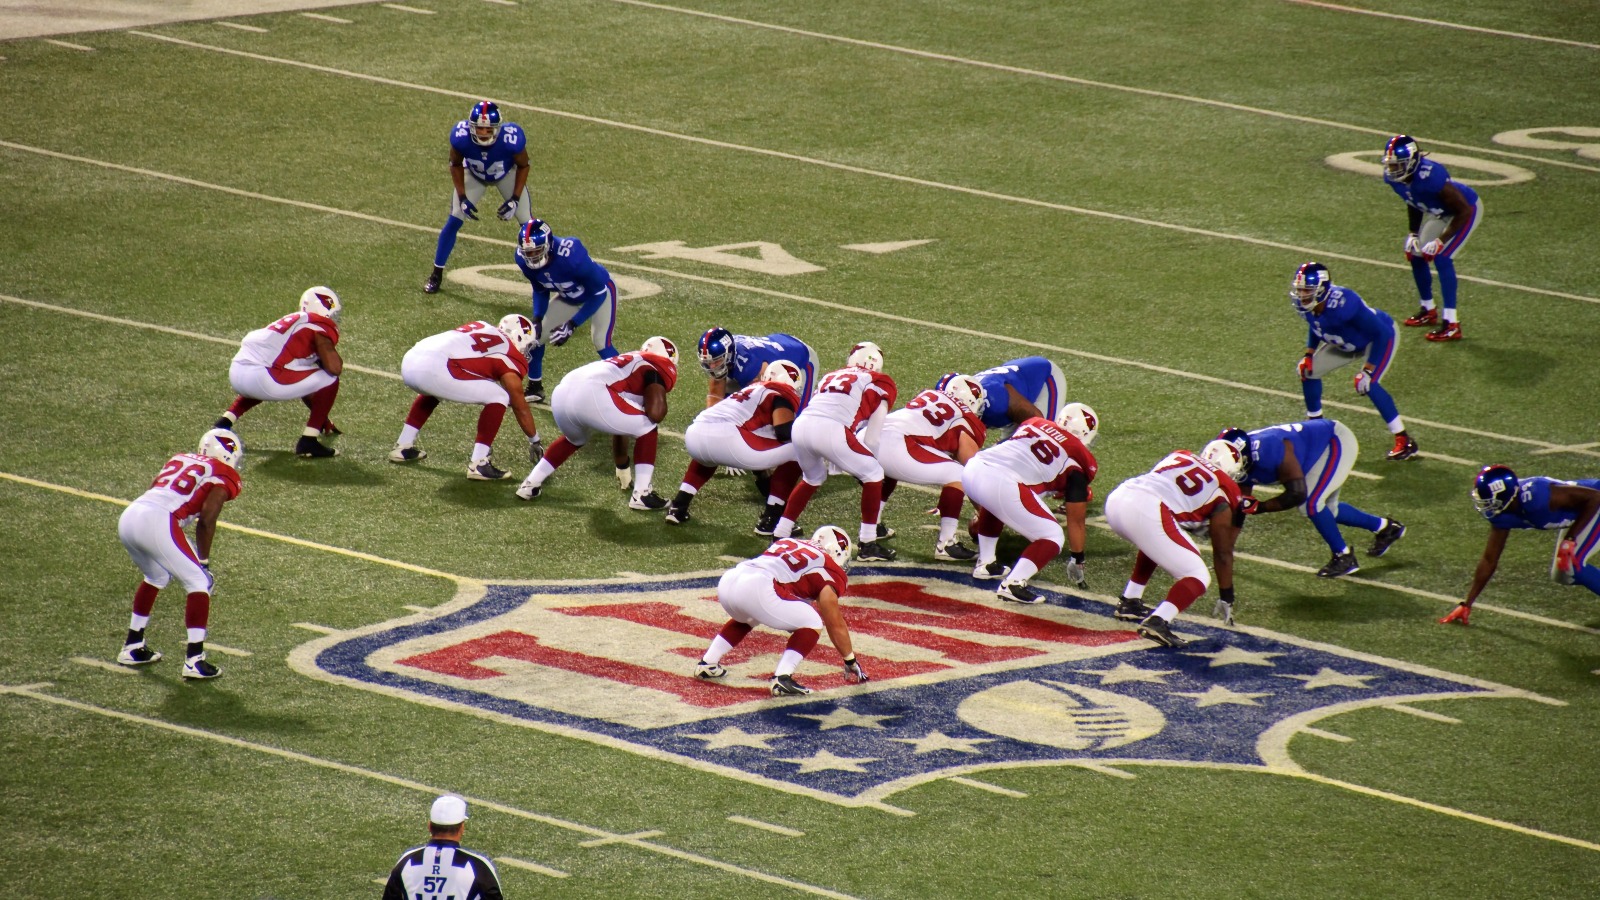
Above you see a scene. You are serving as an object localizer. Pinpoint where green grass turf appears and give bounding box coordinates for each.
[3,1,1599,896]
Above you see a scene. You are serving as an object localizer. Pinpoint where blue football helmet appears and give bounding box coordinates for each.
[468,100,502,147]
[1290,261,1332,312]
[698,327,734,378]
[1383,134,1421,181]
[1472,465,1519,519]
[518,219,553,269]
[1216,427,1250,459]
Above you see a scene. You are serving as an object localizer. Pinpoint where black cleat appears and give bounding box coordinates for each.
[754,503,785,536]
[212,417,233,431]
[694,661,726,680]
[388,445,427,463]
[876,524,896,541]
[665,502,692,525]
[972,560,1010,581]
[1369,519,1407,558]
[423,268,442,294]
[1137,614,1188,648]
[117,643,162,666]
[1114,596,1155,622]
[629,491,668,511]
[182,654,222,680]
[769,674,812,696]
[294,436,339,458]
[1317,551,1361,578]
[934,540,977,562]
[1386,434,1420,461]
[996,581,1041,604]
[857,540,896,562]
[467,458,508,481]
[524,378,545,403]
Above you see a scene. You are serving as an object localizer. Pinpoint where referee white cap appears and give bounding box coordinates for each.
[430,794,469,826]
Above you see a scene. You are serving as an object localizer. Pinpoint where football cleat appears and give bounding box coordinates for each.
[1402,307,1438,327]
[388,445,427,464]
[182,653,222,680]
[515,482,542,500]
[198,428,244,469]
[294,436,338,459]
[1317,551,1361,578]
[972,560,1010,581]
[996,581,1041,604]
[875,524,896,541]
[1114,596,1155,622]
[117,643,162,666]
[664,501,692,525]
[1369,519,1407,557]
[629,491,668,511]
[754,503,785,536]
[467,458,508,481]
[1290,261,1332,311]
[1136,614,1188,648]
[694,661,727,680]
[422,269,442,294]
[769,674,812,696]
[1425,322,1463,342]
[856,540,896,562]
[1387,434,1420,461]
[934,540,977,562]
[523,378,545,403]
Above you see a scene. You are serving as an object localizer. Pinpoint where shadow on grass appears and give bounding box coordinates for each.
[249,451,385,487]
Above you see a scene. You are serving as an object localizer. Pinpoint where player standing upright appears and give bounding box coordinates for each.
[1213,419,1405,578]
[389,315,544,480]
[214,286,343,459]
[1441,466,1600,625]
[1382,134,1483,342]
[115,429,243,680]
[1289,261,1419,461]
[514,219,620,404]
[876,375,989,563]
[423,100,531,294]
[769,342,898,562]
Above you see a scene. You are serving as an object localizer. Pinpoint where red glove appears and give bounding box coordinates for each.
[1556,539,1578,585]
[1439,604,1472,626]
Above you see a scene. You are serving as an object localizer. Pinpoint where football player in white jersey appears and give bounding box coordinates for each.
[876,374,988,563]
[389,315,544,481]
[115,429,243,679]
[214,286,344,459]
[694,525,869,696]
[961,410,1099,604]
[666,360,804,530]
[516,337,679,510]
[1105,443,1251,648]
[770,342,899,562]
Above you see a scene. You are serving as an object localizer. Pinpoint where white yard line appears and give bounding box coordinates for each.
[1281,0,1600,51]
[947,775,1027,797]
[207,643,253,657]
[1384,704,1462,725]
[300,13,352,23]
[727,815,805,837]
[215,21,268,33]
[494,857,568,878]
[1299,726,1354,743]
[42,39,94,51]
[605,0,1600,175]
[291,622,338,634]
[71,657,137,675]
[380,4,435,13]
[1531,442,1600,457]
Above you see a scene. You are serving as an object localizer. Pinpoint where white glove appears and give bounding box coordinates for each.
[549,322,574,347]
[496,197,520,220]
[458,195,478,221]
[1420,238,1445,260]
[1403,233,1421,258]
[843,655,869,683]
[528,435,543,463]
[1214,598,1235,627]
[616,463,633,492]
[1064,557,1087,588]
[1353,368,1374,396]
[720,467,748,477]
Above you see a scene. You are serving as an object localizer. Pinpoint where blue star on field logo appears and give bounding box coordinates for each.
[289,567,1538,808]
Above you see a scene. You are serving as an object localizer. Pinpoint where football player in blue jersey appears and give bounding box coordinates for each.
[1382,135,1483,342]
[964,357,1069,433]
[515,219,620,403]
[423,101,532,295]
[1209,419,1406,578]
[1440,466,1600,625]
[1290,262,1419,462]
[698,327,820,409]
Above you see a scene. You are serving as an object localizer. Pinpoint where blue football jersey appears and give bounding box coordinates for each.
[1488,477,1600,532]
[1384,158,1479,217]
[516,236,611,304]
[973,357,1055,428]
[1241,420,1337,487]
[730,333,818,404]
[449,120,527,184]
[1301,285,1394,354]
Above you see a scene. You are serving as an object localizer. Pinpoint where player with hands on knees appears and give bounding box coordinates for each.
[424,100,531,294]
[1442,466,1600,625]
[214,286,344,459]
[1382,134,1483,342]
[694,525,868,697]
[514,219,621,404]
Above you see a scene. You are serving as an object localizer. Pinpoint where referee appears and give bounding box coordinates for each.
[381,794,504,899]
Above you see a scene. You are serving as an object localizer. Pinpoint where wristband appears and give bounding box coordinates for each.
[1069,551,1086,564]
[1220,587,1235,603]
[843,655,856,665]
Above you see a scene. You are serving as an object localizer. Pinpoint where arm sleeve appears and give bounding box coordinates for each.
[1407,205,1423,232]
[1061,469,1090,503]
[639,368,662,389]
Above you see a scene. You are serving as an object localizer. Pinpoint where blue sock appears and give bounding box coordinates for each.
[1309,507,1349,554]
[1574,566,1600,598]
[528,344,546,380]
[1436,257,1458,311]
[1302,378,1324,417]
[1409,257,1434,305]
[599,345,619,360]
[433,216,464,268]
[1334,503,1384,533]
[1367,383,1400,424]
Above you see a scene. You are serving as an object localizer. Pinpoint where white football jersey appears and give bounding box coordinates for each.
[132,452,241,525]
[693,382,800,438]
[1120,450,1243,522]
[232,312,337,374]
[798,366,896,429]
[972,417,1096,490]
[740,537,848,601]
[884,389,985,459]
[410,321,526,380]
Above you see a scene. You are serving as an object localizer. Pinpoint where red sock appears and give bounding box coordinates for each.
[880,478,898,502]
[542,436,580,469]
[406,395,440,429]
[303,381,340,431]
[861,480,883,526]
[132,582,159,616]
[718,620,753,647]
[770,462,800,501]
[1166,576,1207,613]
[475,403,507,446]
[782,481,819,521]
[633,430,658,466]
[226,396,262,419]
[1131,551,1158,586]
[1021,539,1061,570]
[184,592,211,630]
[785,627,819,657]
[974,507,1004,538]
[684,461,717,491]
[937,485,965,519]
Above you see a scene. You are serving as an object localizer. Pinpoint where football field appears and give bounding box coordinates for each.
[3,1,1600,896]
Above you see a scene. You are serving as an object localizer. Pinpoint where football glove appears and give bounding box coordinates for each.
[721,467,748,477]
[1353,367,1375,395]
[1403,233,1421,260]
[549,322,574,347]
[1214,598,1235,627]
[1064,558,1087,588]
[528,435,544,463]
[530,320,544,348]
[1297,354,1315,381]
[1439,603,1472,626]
[843,655,869,683]
[458,195,478,221]
[615,462,633,492]
[1237,496,1261,515]
[1555,539,1578,585]
[1420,238,1445,260]
[496,197,520,220]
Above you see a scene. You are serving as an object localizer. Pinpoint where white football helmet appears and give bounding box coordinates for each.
[1055,402,1099,447]
[197,428,243,469]
[496,313,537,356]
[939,374,986,415]
[762,359,804,391]
[1201,439,1246,480]
[810,525,853,569]
[640,336,679,366]
[299,286,341,323]
[846,341,884,373]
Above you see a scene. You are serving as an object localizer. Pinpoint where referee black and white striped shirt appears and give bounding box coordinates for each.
[381,838,503,900]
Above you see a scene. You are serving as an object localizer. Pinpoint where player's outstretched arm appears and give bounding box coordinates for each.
[193,486,229,563]
[644,383,668,424]
[501,372,541,440]
[816,587,855,661]
[1255,443,1306,513]
[1463,527,1510,607]
[1005,385,1042,424]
